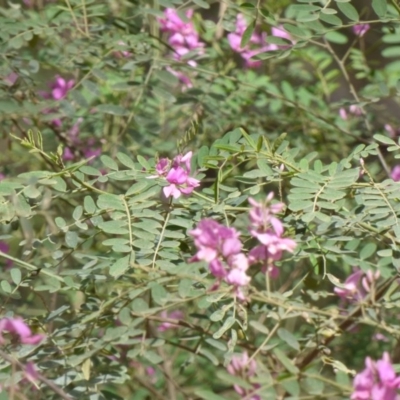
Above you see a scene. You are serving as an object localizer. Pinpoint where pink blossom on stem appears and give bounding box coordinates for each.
[158,8,204,86]
[385,124,400,138]
[228,15,292,68]
[391,166,400,182]
[353,24,370,37]
[0,317,45,345]
[333,268,380,303]
[352,352,400,400]
[0,241,13,269]
[150,151,200,199]
[49,76,74,100]
[339,105,362,120]
[189,219,250,299]
[247,194,296,278]
[227,352,260,400]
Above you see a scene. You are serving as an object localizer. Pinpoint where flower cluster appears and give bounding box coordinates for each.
[40,76,101,162]
[352,352,400,400]
[151,151,200,199]
[159,8,204,66]
[248,194,296,278]
[189,219,250,300]
[158,8,204,86]
[339,105,363,120]
[0,317,45,345]
[228,14,291,68]
[334,268,380,303]
[227,352,260,400]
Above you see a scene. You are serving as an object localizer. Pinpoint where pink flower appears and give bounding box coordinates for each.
[50,76,74,100]
[24,362,39,384]
[385,124,400,138]
[247,195,296,277]
[158,310,184,332]
[0,241,13,269]
[333,268,380,303]
[190,219,251,298]
[150,151,200,199]
[352,352,400,400]
[0,317,45,345]
[353,24,370,37]
[158,8,204,81]
[227,15,292,68]
[227,352,260,400]
[339,105,362,120]
[391,166,400,182]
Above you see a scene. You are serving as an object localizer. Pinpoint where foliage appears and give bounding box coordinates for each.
[1,0,400,399]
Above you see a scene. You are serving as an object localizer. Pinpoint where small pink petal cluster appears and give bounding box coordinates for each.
[391,166,400,182]
[353,24,370,37]
[158,8,204,86]
[352,352,400,400]
[385,124,400,138]
[339,105,363,120]
[228,14,291,68]
[159,8,204,66]
[189,219,250,300]
[158,310,184,332]
[41,75,74,102]
[0,317,45,345]
[227,352,260,400]
[334,268,380,303]
[151,151,200,199]
[248,194,297,278]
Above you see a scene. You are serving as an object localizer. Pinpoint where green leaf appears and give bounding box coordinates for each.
[283,23,311,38]
[10,268,21,285]
[272,348,299,374]
[213,316,235,339]
[241,20,256,48]
[373,134,396,145]
[84,196,97,214]
[97,194,125,211]
[337,2,359,21]
[96,104,128,116]
[277,328,300,351]
[98,220,129,234]
[372,0,387,17]
[324,31,348,44]
[117,152,136,169]
[100,155,118,171]
[110,254,131,277]
[65,231,78,249]
[150,283,168,305]
[14,195,31,218]
[319,13,343,25]
[1,280,12,293]
[194,391,226,400]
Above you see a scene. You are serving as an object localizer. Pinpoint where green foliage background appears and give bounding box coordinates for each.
[1,0,400,399]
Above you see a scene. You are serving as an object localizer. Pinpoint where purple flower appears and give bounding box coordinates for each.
[247,195,296,277]
[0,317,45,345]
[158,8,204,82]
[334,268,380,303]
[339,105,363,120]
[189,219,251,299]
[352,352,400,400]
[353,24,370,37]
[391,166,400,182]
[227,352,260,399]
[50,75,74,100]
[150,151,200,199]
[228,15,292,68]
